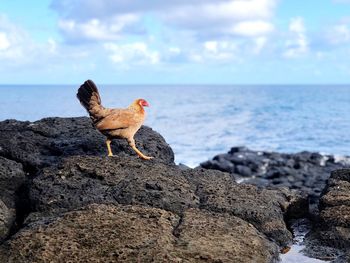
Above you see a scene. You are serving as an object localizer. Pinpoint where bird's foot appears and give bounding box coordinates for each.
[108,154,114,157]
[129,142,153,160]
[140,155,153,160]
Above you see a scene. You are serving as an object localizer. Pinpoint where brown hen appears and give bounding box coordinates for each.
[77,80,152,160]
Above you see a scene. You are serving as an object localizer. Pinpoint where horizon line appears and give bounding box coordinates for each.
[1,83,350,86]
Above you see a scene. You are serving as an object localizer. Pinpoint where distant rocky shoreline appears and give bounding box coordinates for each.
[0,117,349,262]
[201,147,350,261]
[200,146,350,208]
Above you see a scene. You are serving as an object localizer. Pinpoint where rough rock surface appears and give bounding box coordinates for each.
[29,156,199,216]
[184,168,307,246]
[26,155,305,247]
[0,117,175,171]
[201,146,350,205]
[304,169,350,261]
[0,157,26,209]
[0,117,310,262]
[0,157,26,240]
[202,147,350,261]
[0,204,278,263]
[0,200,14,241]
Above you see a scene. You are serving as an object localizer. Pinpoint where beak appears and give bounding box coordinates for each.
[143,101,150,107]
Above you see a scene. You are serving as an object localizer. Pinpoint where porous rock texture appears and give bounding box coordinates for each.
[25,155,306,247]
[0,117,308,262]
[304,169,350,261]
[0,199,14,241]
[0,157,26,241]
[0,117,175,171]
[0,204,278,263]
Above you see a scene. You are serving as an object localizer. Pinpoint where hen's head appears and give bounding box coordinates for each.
[129,98,150,112]
[137,99,149,107]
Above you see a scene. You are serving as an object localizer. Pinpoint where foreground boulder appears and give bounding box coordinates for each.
[0,117,309,262]
[0,154,308,262]
[0,117,175,172]
[27,155,305,247]
[0,204,278,263]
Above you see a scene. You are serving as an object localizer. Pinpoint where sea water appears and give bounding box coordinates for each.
[1,85,349,167]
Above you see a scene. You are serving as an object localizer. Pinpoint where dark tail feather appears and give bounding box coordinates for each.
[77,80,101,109]
[77,80,104,121]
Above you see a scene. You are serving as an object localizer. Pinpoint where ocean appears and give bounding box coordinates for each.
[1,84,350,167]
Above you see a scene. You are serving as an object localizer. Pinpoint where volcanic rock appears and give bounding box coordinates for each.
[0,117,175,172]
[0,157,26,240]
[26,155,306,248]
[0,203,281,263]
[201,147,350,205]
[303,169,350,261]
[0,117,311,262]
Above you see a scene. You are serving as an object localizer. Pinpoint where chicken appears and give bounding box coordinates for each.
[77,79,153,160]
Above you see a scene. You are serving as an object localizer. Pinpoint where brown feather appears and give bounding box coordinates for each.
[95,109,142,130]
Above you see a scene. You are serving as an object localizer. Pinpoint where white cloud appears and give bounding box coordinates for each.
[229,20,274,37]
[47,38,57,53]
[104,42,160,66]
[329,24,350,44]
[49,0,278,65]
[289,17,306,33]
[52,0,277,43]
[168,47,181,54]
[163,0,275,27]
[0,32,10,50]
[160,0,277,40]
[58,14,139,42]
[0,15,30,62]
[253,37,267,54]
[283,17,309,58]
[52,0,277,23]
[200,40,238,62]
[0,13,99,74]
[204,41,219,53]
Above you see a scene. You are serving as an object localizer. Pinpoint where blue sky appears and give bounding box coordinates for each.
[0,0,350,84]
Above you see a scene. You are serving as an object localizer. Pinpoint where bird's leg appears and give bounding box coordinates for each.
[128,139,153,160]
[106,139,113,156]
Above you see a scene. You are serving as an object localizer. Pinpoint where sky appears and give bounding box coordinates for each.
[0,0,350,84]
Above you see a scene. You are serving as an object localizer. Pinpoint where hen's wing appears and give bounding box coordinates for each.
[95,109,143,131]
